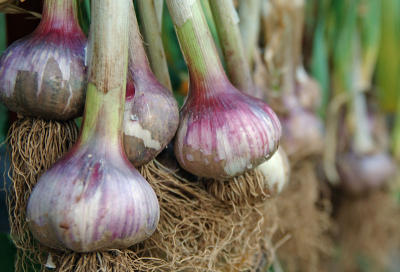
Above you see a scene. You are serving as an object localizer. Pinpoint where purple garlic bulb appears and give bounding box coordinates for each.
[167,0,281,179]
[0,0,87,120]
[338,152,396,194]
[122,7,178,167]
[175,78,282,179]
[123,76,179,167]
[26,140,159,252]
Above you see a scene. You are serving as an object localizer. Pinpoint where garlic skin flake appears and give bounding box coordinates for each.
[257,146,290,195]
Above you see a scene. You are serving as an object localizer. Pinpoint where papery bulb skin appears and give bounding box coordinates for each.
[256,146,290,195]
[26,140,159,252]
[338,152,396,194]
[280,96,324,159]
[0,0,87,120]
[123,74,179,167]
[174,79,282,179]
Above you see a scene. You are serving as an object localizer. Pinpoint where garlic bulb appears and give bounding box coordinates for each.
[338,152,396,194]
[175,81,281,179]
[256,146,290,195]
[123,6,179,167]
[167,0,281,179]
[280,95,324,159]
[27,142,159,252]
[26,0,159,252]
[0,0,86,120]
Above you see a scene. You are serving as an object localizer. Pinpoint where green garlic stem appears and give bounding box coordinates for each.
[137,0,172,91]
[209,0,256,96]
[238,0,261,65]
[153,0,164,30]
[166,0,227,85]
[393,94,400,161]
[80,0,130,144]
[351,36,375,154]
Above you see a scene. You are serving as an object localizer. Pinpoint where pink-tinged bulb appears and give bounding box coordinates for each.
[26,140,159,252]
[280,96,324,159]
[338,152,396,194]
[174,79,282,179]
[123,73,179,167]
[0,0,87,120]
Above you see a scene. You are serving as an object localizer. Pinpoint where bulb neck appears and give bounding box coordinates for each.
[393,94,400,161]
[137,0,172,91]
[128,5,157,87]
[167,0,228,97]
[352,90,375,155]
[80,0,130,147]
[36,0,82,35]
[209,0,256,97]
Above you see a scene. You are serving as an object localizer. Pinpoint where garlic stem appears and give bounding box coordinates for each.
[359,0,381,91]
[289,0,305,69]
[153,0,164,30]
[352,90,375,154]
[36,0,81,34]
[238,0,261,65]
[166,0,227,87]
[281,11,296,96]
[128,4,156,83]
[209,0,256,96]
[393,94,400,161]
[137,0,172,91]
[351,36,375,154]
[80,0,130,144]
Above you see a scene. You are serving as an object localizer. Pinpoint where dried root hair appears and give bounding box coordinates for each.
[205,169,272,207]
[273,160,333,272]
[334,189,400,271]
[6,117,279,271]
[6,117,78,272]
[136,160,278,271]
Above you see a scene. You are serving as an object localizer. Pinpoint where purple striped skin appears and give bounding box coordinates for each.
[0,0,87,120]
[122,7,179,167]
[26,137,160,252]
[174,75,282,180]
[123,66,179,167]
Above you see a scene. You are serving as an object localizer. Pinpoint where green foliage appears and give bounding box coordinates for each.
[331,0,359,94]
[77,0,91,35]
[310,1,330,118]
[0,13,6,54]
[200,0,225,68]
[376,0,400,113]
